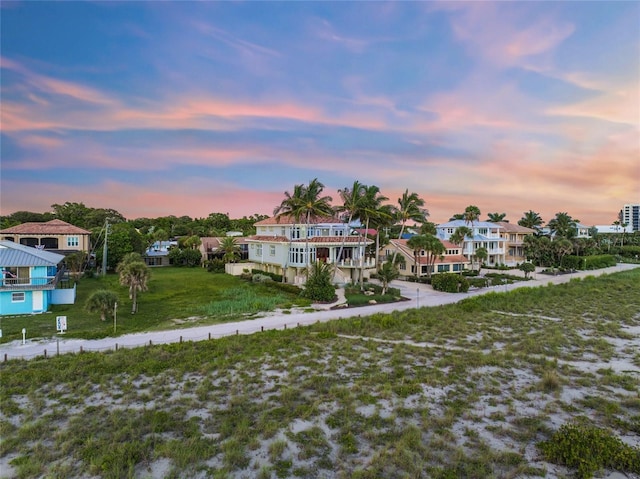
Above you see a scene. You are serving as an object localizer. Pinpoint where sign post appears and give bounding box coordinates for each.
[56,316,67,334]
[21,328,26,345]
[114,302,118,333]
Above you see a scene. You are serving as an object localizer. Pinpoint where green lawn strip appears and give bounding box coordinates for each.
[0,268,310,342]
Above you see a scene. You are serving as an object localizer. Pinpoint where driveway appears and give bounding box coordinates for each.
[2,263,638,361]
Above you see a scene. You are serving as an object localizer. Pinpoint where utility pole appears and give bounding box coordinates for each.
[102,219,110,276]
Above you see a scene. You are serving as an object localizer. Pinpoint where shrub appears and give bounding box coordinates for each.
[206,258,226,273]
[301,261,336,302]
[431,273,469,293]
[618,245,640,259]
[252,274,273,283]
[251,269,283,283]
[538,422,640,478]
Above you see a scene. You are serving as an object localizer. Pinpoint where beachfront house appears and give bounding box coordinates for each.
[436,220,507,267]
[245,215,375,284]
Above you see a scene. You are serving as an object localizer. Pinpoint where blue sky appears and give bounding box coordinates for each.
[1,1,638,225]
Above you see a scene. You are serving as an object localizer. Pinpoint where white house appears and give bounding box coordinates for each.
[246,215,374,284]
[436,220,506,266]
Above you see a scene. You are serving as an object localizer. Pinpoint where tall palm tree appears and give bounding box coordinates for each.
[118,260,150,314]
[487,212,506,222]
[463,205,481,229]
[547,212,579,239]
[85,289,118,322]
[334,181,366,278]
[407,234,430,278]
[358,185,389,289]
[391,190,428,265]
[274,179,334,274]
[408,234,445,280]
[518,210,544,233]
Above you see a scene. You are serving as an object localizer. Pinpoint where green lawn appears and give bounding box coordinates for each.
[0,268,310,342]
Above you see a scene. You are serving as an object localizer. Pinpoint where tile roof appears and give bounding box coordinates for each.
[254,215,342,226]
[0,240,65,267]
[247,235,372,244]
[496,222,535,233]
[0,219,91,235]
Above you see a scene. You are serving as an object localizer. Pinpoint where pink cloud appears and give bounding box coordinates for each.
[437,3,574,68]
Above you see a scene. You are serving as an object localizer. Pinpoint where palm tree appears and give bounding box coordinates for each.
[475,246,488,273]
[274,178,334,275]
[334,181,366,279]
[407,234,430,279]
[391,190,428,265]
[118,260,150,314]
[377,260,400,295]
[487,212,506,222]
[518,210,544,233]
[548,212,579,239]
[422,235,446,280]
[220,236,240,263]
[85,289,118,322]
[358,185,389,289]
[463,205,481,229]
[554,238,574,267]
[450,226,472,248]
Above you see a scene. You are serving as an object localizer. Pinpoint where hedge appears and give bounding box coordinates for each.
[251,269,283,283]
[431,273,469,293]
[561,255,616,270]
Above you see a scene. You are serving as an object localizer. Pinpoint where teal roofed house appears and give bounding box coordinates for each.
[0,240,75,316]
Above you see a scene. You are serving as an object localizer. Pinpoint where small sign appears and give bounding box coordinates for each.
[56,316,67,333]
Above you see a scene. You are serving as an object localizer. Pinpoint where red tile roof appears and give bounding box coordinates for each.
[254,215,342,226]
[0,219,91,235]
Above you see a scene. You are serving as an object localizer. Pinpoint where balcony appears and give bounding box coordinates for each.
[0,268,66,291]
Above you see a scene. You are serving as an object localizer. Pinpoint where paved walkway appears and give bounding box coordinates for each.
[2,263,638,361]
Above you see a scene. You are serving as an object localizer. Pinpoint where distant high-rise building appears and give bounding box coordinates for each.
[621,204,640,232]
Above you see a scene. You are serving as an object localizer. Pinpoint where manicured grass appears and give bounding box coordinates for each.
[1,269,639,478]
[0,268,310,342]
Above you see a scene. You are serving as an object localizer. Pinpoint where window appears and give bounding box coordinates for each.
[67,236,79,247]
[438,264,449,272]
[453,264,461,272]
[12,292,25,302]
[256,245,263,257]
[270,245,276,256]
[400,263,406,270]
[292,227,301,239]
[478,228,488,235]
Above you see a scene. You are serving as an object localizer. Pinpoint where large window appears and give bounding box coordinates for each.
[270,245,276,256]
[256,245,263,257]
[67,236,79,247]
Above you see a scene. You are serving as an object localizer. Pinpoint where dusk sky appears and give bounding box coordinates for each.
[1,1,638,225]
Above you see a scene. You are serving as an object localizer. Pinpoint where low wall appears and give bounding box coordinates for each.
[225,262,256,276]
[51,284,76,305]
